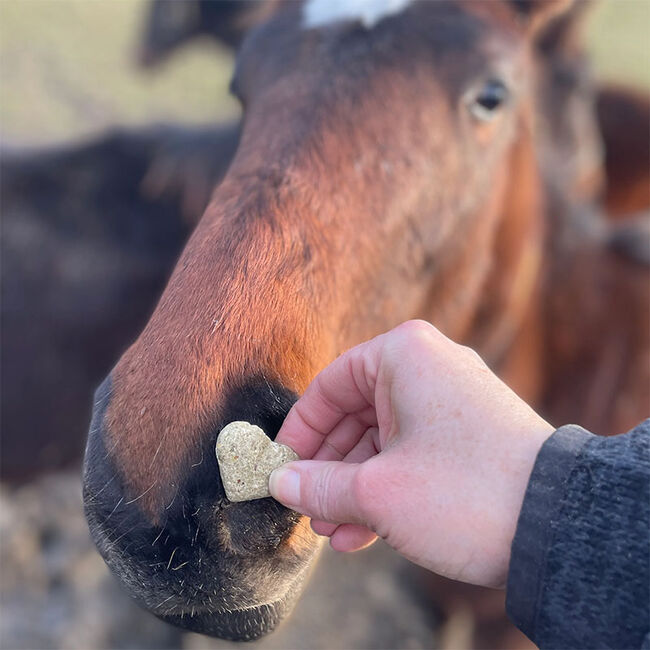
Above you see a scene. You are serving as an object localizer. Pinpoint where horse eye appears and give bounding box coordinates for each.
[468,79,510,122]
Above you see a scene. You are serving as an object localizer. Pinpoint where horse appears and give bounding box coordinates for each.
[597,85,650,219]
[83,0,649,644]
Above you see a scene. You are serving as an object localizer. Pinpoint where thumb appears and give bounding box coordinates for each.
[269,460,368,525]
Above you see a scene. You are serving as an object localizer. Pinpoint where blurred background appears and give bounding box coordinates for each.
[1,1,648,649]
[1,0,649,145]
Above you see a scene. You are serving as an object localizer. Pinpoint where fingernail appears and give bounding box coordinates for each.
[269,467,301,506]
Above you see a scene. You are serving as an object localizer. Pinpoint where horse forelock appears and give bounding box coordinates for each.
[302,0,414,29]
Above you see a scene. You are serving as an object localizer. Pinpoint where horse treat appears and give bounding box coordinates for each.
[216,421,298,502]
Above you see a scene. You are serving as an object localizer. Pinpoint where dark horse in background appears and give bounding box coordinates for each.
[82,0,649,646]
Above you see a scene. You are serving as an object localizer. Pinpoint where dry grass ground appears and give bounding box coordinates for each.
[0,0,239,145]
[587,0,650,89]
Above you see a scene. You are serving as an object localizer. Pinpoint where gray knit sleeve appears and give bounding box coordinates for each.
[506,420,650,650]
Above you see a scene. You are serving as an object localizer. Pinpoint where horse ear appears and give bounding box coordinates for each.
[138,0,276,68]
[509,0,575,33]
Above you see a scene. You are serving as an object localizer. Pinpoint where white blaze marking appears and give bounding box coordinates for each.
[303,0,414,29]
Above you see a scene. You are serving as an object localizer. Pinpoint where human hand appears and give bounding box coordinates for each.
[269,320,553,588]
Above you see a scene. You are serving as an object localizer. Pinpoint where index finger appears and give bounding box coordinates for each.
[276,335,383,458]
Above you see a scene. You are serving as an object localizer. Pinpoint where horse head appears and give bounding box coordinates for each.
[84,0,576,640]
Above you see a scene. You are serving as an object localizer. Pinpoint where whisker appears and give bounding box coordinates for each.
[105,523,140,552]
[152,525,166,546]
[166,547,179,570]
[104,496,124,522]
[149,438,164,469]
[190,448,204,468]
[155,594,174,609]
[125,481,157,505]
[165,490,178,510]
[84,474,116,503]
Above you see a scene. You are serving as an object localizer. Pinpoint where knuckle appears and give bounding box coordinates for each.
[396,320,442,361]
[310,463,377,525]
[311,463,339,521]
[350,463,377,523]
[396,319,436,339]
[458,343,484,364]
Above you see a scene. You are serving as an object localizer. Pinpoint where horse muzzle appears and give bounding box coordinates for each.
[82,375,320,640]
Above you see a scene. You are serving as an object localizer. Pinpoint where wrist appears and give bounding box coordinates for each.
[496,418,554,587]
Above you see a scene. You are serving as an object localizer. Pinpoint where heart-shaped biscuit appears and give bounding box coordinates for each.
[216,421,298,502]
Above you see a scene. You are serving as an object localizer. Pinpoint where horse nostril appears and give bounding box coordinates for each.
[216,499,301,555]
[218,378,300,442]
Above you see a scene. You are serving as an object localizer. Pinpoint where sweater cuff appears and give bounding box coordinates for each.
[506,424,594,640]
